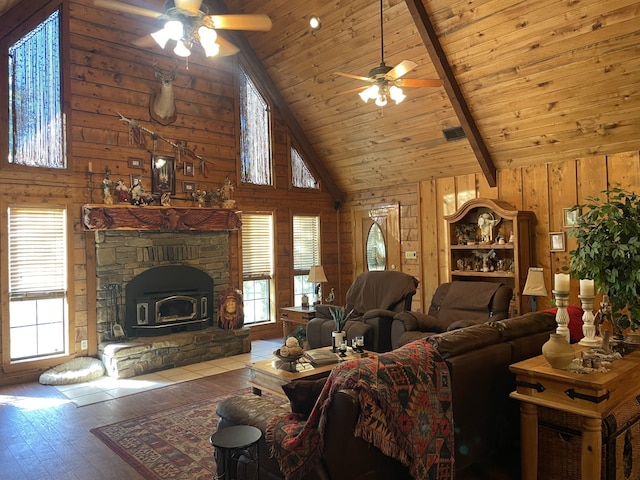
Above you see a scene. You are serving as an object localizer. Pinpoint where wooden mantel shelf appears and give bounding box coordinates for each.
[82,204,241,231]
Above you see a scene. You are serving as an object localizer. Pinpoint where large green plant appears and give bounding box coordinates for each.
[566,188,640,330]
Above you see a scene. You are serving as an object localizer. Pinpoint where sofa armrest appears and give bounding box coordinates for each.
[313,304,336,319]
[362,308,396,320]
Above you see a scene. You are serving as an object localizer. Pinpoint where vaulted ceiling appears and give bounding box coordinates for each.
[3,0,640,199]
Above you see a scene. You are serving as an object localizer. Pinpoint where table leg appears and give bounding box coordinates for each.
[520,402,538,480]
[581,416,602,480]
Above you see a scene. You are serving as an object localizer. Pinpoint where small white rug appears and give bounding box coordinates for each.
[39,357,106,385]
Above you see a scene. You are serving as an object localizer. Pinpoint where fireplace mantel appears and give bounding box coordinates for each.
[82,204,241,231]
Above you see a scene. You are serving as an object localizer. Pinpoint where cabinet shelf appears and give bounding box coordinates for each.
[445,198,535,317]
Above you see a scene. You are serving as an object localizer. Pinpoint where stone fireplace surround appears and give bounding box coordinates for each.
[93,225,250,378]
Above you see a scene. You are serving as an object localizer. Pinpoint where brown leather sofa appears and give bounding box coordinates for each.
[391,281,513,350]
[306,270,419,352]
[215,310,557,480]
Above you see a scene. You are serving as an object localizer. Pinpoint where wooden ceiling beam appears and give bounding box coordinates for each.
[403,0,497,187]
[211,1,344,204]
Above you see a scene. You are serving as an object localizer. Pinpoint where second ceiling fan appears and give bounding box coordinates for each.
[334,0,442,107]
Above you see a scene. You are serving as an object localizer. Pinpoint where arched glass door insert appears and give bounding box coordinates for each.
[366,222,386,271]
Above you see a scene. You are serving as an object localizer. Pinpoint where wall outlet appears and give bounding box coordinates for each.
[81,340,88,350]
[405,251,417,259]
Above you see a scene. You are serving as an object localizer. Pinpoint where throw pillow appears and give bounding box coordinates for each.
[281,377,327,417]
[543,306,584,343]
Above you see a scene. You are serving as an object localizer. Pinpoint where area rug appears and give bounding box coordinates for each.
[91,388,281,480]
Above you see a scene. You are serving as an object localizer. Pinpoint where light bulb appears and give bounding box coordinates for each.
[375,94,388,107]
[174,40,191,57]
[359,85,378,103]
[198,26,220,57]
[309,16,322,30]
[389,85,406,104]
[164,20,184,41]
[151,28,171,48]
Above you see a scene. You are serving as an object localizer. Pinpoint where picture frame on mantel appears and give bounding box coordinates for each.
[151,155,175,195]
[550,232,565,252]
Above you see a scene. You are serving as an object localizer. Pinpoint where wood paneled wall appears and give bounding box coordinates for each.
[341,151,640,313]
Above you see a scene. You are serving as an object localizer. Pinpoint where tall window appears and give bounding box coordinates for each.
[293,215,320,305]
[239,66,271,185]
[242,213,274,324]
[8,207,68,360]
[8,9,65,168]
[291,145,318,189]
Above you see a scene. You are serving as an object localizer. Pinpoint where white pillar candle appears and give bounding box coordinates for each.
[554,273,570,292]
[88,161,93,173]
[579,279,595,296]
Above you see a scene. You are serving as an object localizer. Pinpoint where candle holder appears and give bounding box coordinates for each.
[578,293,602,347]
[553,289,571,343]
[87,171,95,203]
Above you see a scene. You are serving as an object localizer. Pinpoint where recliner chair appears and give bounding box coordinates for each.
[390,281,513,350]
[306,270,419,352]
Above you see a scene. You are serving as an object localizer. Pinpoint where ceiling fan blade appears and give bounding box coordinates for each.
[215,36,241,56]
[204,14,272,31]
[333,72,374,82]
[386,60,417,80]
[132,35,157,48]
[396,78,444,88]
[335,86,371,95]
[93,0,162,19]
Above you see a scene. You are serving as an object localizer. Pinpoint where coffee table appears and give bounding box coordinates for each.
[246,347,366,397]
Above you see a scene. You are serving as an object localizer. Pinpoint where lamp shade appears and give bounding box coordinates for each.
[307,265,328,283]
[522,267,548,296]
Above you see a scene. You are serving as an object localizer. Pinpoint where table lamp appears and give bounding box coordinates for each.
[522,267,548,311]
[307,265,328,305]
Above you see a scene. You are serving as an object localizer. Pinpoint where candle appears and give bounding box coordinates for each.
[580,279,595,296]
[88,161,93,173]
[554,273,570,292]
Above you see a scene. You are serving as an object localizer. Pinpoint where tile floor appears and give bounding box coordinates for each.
[54,338,282,406]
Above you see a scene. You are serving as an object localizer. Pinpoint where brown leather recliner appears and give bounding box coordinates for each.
[306,271,419,352]
[391,281,513,350]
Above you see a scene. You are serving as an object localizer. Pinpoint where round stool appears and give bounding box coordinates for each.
[209,425,262,480]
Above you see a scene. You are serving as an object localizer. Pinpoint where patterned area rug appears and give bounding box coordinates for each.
[91,388,280,480]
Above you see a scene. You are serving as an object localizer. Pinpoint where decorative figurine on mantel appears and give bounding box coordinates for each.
[193,189,207,207]
[115,180,130,203]
[130,178,153,206]
[103,167,113,205]
[220,176,235,209]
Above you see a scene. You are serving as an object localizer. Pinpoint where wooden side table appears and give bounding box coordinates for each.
[509,347,640,480]
[280,306,315,340]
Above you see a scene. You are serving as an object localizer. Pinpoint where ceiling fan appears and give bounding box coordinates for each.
[94,0,272,57]
[334,0,442,107]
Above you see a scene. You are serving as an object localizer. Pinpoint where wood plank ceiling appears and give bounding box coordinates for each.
[3,0,640,199]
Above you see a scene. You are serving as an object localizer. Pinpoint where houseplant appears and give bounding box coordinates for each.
[566,187,640,334]
[329,306,353,351]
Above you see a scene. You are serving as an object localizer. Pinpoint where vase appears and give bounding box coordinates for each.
[332,330,345,353]
[542,333,575,369]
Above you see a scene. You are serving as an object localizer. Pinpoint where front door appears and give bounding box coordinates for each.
[353,204,401,275]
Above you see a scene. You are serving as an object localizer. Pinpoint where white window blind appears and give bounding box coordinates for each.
[291,146,318,189]
[293,215,320,274]
[9,207,67,296]
[242,213,274,279]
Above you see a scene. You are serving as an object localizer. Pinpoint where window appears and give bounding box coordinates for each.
[293,215,321,305]
[8,8,65,168]
[242,213,274,324]
[239,65,271,185]
[8,207,68,361]
[291,145,318,189]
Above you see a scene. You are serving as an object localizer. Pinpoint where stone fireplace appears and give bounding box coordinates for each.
[85,206,250,378]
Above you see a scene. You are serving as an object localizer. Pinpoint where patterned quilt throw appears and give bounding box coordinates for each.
[266,340,455,480]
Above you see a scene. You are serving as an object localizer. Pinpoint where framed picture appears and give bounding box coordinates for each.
[563,207,580,227]
[183,161,195,176]
[550,232,566,252]
[128,157,144,169]
[151,155,175,195]
[182,181,196,193]
[130,173,142,188]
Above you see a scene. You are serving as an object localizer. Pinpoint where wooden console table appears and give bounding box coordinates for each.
[509,348,640,480]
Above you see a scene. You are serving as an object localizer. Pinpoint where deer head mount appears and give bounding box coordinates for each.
[150,59,178,125]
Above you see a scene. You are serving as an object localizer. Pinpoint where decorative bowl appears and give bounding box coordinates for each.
[273,349,303,371]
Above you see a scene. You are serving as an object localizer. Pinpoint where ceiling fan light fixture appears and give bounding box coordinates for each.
[173,39,192,57]
[359,85,379,103]
[309,16,322,30]
[389,85,406,104]
[164,20,184,41]
[198,25,220,57]
[375,94,388,107]
[151,27,172,48]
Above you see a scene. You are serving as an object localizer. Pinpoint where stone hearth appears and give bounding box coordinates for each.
[100,327,250,378]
